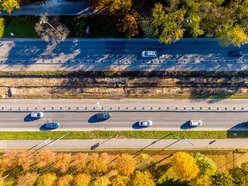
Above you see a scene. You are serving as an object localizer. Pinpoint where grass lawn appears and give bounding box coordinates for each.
[0,131,247,140]
[2,16,38,38]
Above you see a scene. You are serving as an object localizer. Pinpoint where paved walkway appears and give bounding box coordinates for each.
[0,0,93,16]
[1,99,248,112]
[0,38,247,71]
[0,139,247,151]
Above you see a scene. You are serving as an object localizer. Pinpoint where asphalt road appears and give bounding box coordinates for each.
[0,38,248,71]
[0,111,247,131]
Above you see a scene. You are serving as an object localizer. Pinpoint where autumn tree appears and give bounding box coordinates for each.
[171,152,199,181]
[111,175,129,186]
[130,171,155,186]
[152,3,186,44]
[92,176,110,186]
[16,151,36,171]
[0,0,19,13]
[135,153,152,170]
[16,172,39,186]
[87,153,110,174]
[113,154,136,176]
[70,153,89,173]
[91,0,132,14]
[73,173,91,186]
[193,153,217,176]
[229,166,248,186]
[35,16,69,43]
[53,153,72,173]
[0,17,4,37]
[35,150,56,169]
[118,11,139,38]
[57,175,73,186]
[37,173,57,186]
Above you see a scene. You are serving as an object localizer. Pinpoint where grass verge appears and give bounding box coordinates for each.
[0,131,247,140]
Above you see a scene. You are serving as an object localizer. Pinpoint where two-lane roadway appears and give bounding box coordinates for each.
[0,111,247,131]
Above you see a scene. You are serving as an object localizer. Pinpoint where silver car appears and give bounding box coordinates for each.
[138,120,153,127]
[30,112,44,119]
[141,50,157,58]
[189,120,202,126]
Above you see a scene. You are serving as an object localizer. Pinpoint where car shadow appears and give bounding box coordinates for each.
[227,122,248,138]
[88,114,109,123]
[132,121,149,129]
[24,114,38,122]
[180,121,197,130]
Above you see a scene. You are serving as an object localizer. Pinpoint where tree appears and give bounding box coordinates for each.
[152,3,186,44]
[113,154,136,176]
[53,153,72,173]
[70,153,89,172]
[35,16,69,43]
[0,17,4,37]
[91,0,132,14]
[139,16,154,38]
[16,172,39,186]
[191,175,212,186]
[87,153,110,174]
[57,175,73,186]
[211,172,234,186]
[111,175,129,186]
[171,152,199,181]
[135,153,152,170]
[229,167,248,186]
[92,176,110,186]
[35,150,56,169]
[0,0,19,13]
[73,173,91,186]
[37,173,57,186]
[130,171,155,186]
[193,153,217,176]
[118,11,139,38]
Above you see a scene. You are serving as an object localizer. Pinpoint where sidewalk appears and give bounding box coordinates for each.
[0,139,247,151]
[1,99,248,112]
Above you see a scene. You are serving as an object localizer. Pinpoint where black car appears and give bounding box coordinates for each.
[228,50,243,57]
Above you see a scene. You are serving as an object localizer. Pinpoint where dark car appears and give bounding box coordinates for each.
[96,112,111,120]
[44,122,60,129]
[228,50,243,57]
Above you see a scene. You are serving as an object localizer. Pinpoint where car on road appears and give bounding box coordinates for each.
[189,120,202,127]
[138,120,153,127]
[44,122,60,129]
[228,50,243,57]
[30,112,44,119]
[96,112,111,120]
[141,50,157,58]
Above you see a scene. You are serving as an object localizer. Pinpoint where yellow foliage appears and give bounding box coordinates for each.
[16,172,38,186]
[37,173,57,186]
[0,17,4,38]
[172,152,199,180]
[131,171,155,186]
[57,175,73,186]
[0,0,19,13]
[114,154,136,176]
[73,173,91,186]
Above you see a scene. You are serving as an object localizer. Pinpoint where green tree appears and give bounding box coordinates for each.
[37,173,57,186]
[130,171,155,186]
[73,173,91,186]
[171,152,199,181]
[229,167,248,186]
[193,153,217,176]
[118,11,139,38]
[211,172,234,186]
[152,3,186,44]
[0,17,4,37]
[0,0,19,13]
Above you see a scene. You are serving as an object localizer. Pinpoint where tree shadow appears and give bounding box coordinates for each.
[157,178,189,186]
[88,113,110,123]
[24,113,38,122]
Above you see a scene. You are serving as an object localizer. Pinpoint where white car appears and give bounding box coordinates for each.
[30,112,44,119]
[141,50,157,58]
[138,120,153,127]
[189,120,202,127]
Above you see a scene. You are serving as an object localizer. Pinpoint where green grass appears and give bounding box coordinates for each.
[3,16,38,38]
[0,131,247,140]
